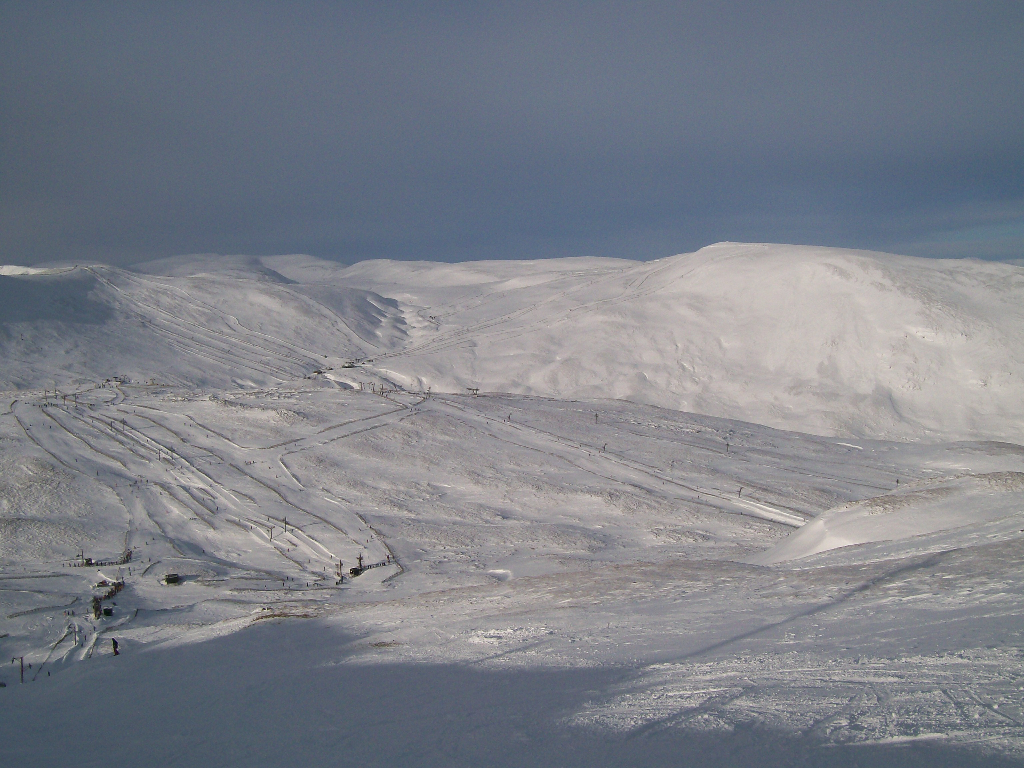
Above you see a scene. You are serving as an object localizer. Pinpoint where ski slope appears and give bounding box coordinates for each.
[2,243,1023,439]
[753,470,1024,566]
[2,243,1024,765]
[318,243,1024,441]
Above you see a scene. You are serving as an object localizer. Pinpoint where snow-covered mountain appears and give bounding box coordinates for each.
[4,244,1024,763]
[328,243,1024,441]
[3,243,1022,441]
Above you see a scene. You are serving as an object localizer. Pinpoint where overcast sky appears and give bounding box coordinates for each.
[2,1,1023,266]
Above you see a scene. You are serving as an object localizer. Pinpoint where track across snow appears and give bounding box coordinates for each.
[2,244,1024,764]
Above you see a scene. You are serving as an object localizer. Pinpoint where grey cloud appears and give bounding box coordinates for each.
[2,1,1022,265]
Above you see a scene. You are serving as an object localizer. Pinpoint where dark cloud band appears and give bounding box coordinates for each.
[2,1,1022,264]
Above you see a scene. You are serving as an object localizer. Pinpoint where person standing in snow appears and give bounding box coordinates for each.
[111,638,119,656]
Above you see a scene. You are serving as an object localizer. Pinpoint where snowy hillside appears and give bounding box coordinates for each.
[3,244,1024,765]
[0,260,400,390]
[321,243,1024,442]
[752,470,1024,565]
[3,243,1022,441]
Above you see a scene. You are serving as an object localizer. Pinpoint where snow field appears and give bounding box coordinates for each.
[2,243,1024,763]
[3,382,1024,761]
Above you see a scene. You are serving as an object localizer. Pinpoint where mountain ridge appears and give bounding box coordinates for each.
[2,242,1021,441]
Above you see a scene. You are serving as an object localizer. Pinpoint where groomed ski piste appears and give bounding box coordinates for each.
[2,243,1024,766]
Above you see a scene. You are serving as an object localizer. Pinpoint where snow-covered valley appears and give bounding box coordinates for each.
[2,244,1024,766]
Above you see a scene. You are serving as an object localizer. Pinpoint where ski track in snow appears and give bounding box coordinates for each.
[2,244,1024,765]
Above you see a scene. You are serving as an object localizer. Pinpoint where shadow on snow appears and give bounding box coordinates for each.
[1,619,1016,768]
